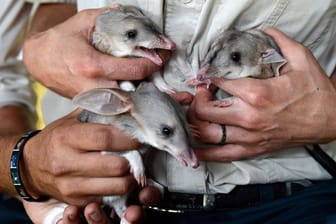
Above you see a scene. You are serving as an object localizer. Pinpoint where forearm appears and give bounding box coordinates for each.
[0,106,33,135]
[0,105,34,196]
[27,3,77,36]
[0,135,22,197]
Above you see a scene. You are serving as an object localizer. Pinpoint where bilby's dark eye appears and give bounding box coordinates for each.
[161,126,174,138]
[126,30,137,39]
[230,52,241,63]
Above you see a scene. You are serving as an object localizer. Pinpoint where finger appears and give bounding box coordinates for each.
[84,202,112,224]
[265,28,329,82]
[264,27,320,76]
[210,76,273,104]
[193,86,245,125]
[64,108,82,118]
[195,84,234,107]
[189,117,223,144]
[189,107,265,145]
[124,205,145,224]
[196,123,268,145]
[63,175,136,199]
[195,144,265,162]
[97,50,171,80]
[225,125,263,144]
[194,80,278,129]
[188,90,227,143]
[62,152,131,177]
[264,28,303,61]
[63,122,140,151]
[62,109,140,151]
[170,91,194,105]
[62,206,81,224]
[195,85,213,101]
[138,186,162,206]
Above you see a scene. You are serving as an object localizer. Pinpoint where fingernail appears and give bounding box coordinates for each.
[108,3,121,8]
[90,211,102,222]
[68,214,76,221]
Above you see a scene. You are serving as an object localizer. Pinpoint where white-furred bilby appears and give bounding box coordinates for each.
[92,4,176,92]
[43,82,199,224]
[188,29,286,91]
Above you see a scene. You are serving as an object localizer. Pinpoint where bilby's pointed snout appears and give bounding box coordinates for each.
[158,35,176,50]
[179,148,199,168]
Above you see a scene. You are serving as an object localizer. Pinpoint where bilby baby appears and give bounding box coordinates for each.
[43,82,198,224]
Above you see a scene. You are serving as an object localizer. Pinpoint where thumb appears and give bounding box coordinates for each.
[64,108,83,119]
[170,91,194,105]
[264,28,302,62]
[139,186,162,206]
[195,85,213,102]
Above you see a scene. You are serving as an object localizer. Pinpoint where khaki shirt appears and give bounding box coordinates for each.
[0,0,76,111]
[0,1,35,111]
[42,0,336,193]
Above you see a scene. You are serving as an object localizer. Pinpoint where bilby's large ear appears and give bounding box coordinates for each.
[73,88,133,115]
[261,48,287,76]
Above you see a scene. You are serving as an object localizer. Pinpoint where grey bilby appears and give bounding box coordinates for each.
[188,29,286,90]
[92,4,176,93]
[43,82,198,224]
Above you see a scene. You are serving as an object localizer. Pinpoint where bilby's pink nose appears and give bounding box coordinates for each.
[179,149,199,168]
[197,65,210,81]
[159,35,176,50]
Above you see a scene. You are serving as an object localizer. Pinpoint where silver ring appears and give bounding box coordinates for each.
[219,125,226,144]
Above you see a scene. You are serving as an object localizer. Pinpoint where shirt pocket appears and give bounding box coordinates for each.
[260,0,335,51]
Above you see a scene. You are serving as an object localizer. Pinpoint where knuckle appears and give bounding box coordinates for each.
[123,178,135,193]
[241,111,263,130]
[51,129,66,143]
[194,102,207,118]
[115,178,133,194]
[292,42,312,58]
[58,182,77,199]
[298,44,310,54]
[129,64,149,80]
[49,159,67,176]
[49,129,67,150]
[245,134,264,145]
[245,87,268,107]
[92,127,113,149]
[253,146,268,156]
[71,57,101,78]
[46,132,70,176]
[303,47,314,59]
[111,159,130,176]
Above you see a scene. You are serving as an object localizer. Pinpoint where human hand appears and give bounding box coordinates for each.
[21,109,140,206]
[23,5,171,98]
[107,185,162,224]
[188,28,336,162]
[23,199,113,224]
[61,203,112,224]
[23,185,161,224]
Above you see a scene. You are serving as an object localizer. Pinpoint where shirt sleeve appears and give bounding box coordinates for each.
[0,1,37,112]
[24,0,76,3]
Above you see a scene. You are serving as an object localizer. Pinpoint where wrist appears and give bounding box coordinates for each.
[10,130,48,202]
[0,135,22,196]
